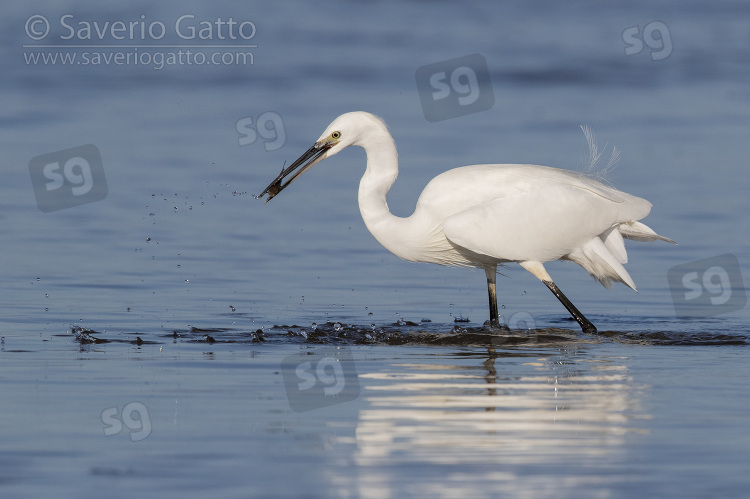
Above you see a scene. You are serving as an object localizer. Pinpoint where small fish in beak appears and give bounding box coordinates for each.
[258,140,336,202]
[264,180,282,202]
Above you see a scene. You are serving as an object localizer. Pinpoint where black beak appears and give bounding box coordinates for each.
[258,142,333,203]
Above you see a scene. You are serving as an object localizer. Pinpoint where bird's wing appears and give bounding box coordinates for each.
[442,181,650,263]
[417,164,633,220]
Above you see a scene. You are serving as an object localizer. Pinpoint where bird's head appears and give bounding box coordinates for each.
[257,112,385,202]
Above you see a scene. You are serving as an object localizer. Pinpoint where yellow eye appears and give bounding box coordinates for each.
[331,131,341,140]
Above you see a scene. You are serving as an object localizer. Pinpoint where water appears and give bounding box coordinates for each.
[2,0,750,497]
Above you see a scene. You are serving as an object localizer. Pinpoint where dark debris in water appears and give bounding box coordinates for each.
[70,326,159,345]
[66,323,749,348]
[72,327,109,344]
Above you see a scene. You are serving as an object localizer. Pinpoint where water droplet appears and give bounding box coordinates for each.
[334,323,342,332]
[311,322,317,331]
[229,305,236,312]
[397,318,406,326]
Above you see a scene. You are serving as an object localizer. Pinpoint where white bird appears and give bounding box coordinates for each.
[259,112,675,333]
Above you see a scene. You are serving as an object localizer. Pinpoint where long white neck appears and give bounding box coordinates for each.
[353,123,460,266]
[356,129,408,254]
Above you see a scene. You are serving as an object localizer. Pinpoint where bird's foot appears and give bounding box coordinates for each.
[483,320,510,332]
[580,321,598,334]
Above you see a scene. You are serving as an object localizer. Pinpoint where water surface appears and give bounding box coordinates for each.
[2,0,749,497]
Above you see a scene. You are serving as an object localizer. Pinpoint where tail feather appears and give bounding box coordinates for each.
[601,226,628,264]
[568,237,637,291]
[566,221,674,291]
[618,221,676,244]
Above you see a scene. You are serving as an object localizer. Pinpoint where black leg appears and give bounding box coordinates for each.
[485,266,499,327]
[542,280,597,334]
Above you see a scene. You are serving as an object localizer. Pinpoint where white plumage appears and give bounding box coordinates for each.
[260,111,675,333]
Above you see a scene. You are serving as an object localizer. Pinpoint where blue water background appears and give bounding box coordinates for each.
[1,1,749,497]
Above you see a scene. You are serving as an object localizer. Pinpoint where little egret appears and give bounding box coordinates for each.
[259,112,674,333]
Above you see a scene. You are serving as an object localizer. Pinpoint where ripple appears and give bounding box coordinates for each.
[67,322,749,347]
